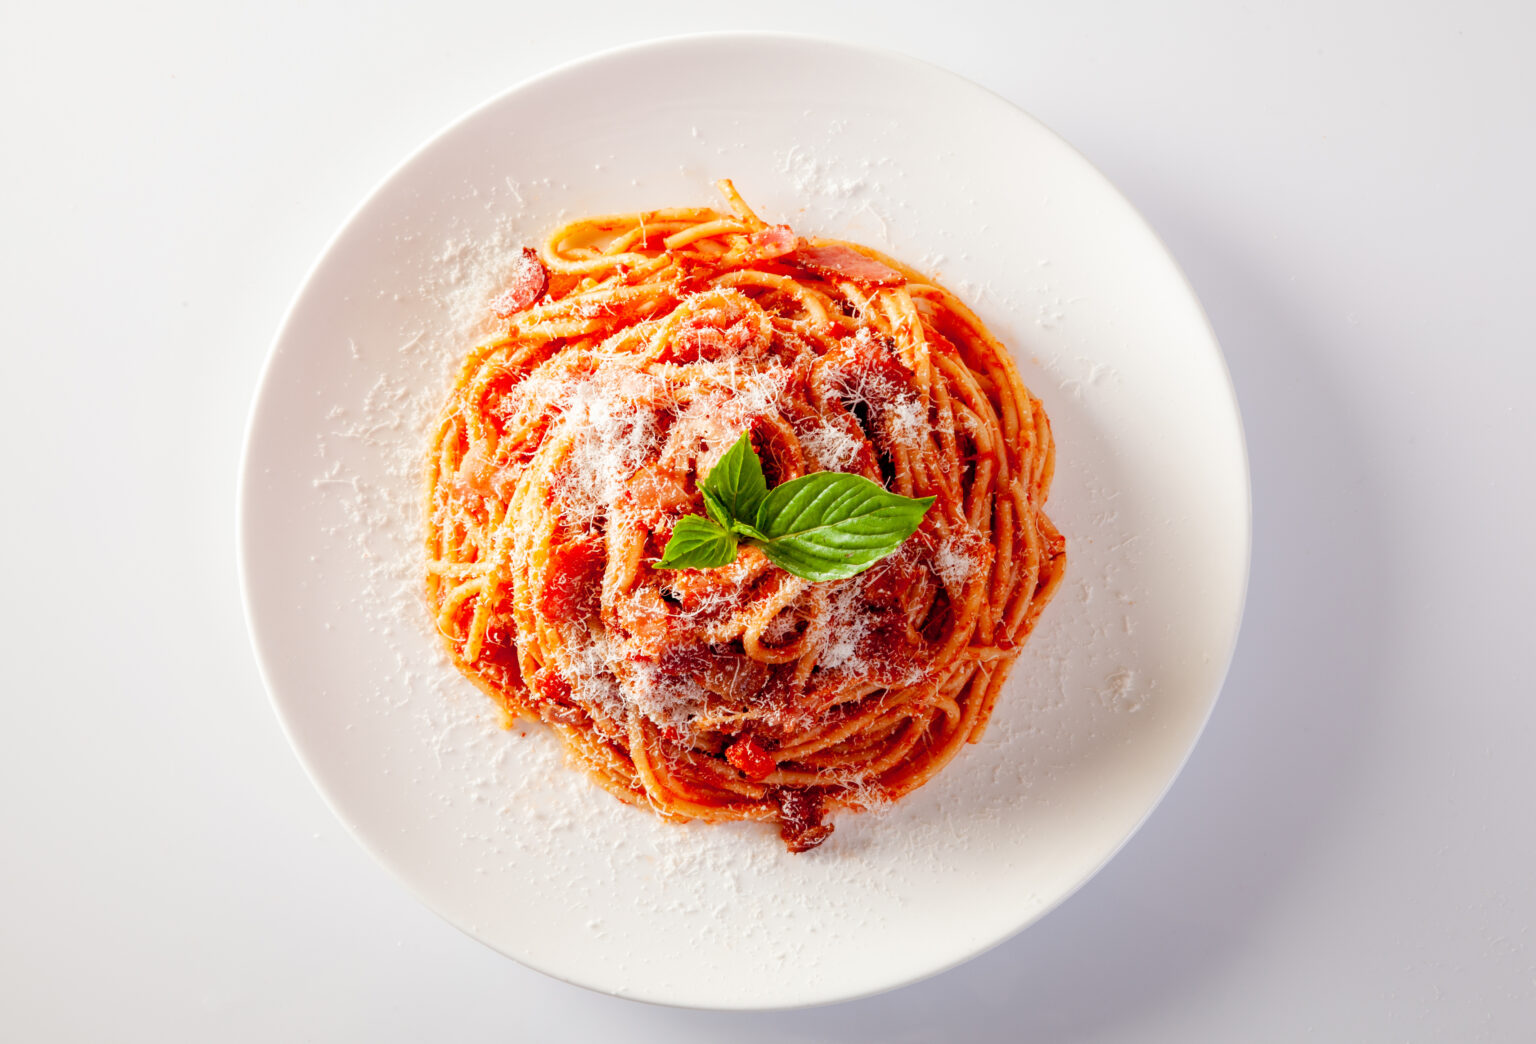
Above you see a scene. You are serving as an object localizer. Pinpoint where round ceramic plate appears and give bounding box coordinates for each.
[240,33,1249,1009]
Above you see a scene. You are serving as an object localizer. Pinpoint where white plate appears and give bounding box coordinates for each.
[239,33,1249,1009]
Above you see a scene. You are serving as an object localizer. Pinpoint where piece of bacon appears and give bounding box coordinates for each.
[792,243,905,286]
[530,667,590,726]
[861,543,924,609]
[491,247,549,317]
[653,642,772,702]
[537,536,606,623]
[451,438,496,498]
[771,787,833,852]
[663,295,766,363]
[476,623,521,684]
[813,326,917,415]
[747,224,798,261]
[531,666,573,705]
[627,460,694,521]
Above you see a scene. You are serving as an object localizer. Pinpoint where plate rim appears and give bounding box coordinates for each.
[237,29,1252,1010]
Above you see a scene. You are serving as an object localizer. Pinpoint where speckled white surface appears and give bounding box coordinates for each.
[6,2,1535,1039]
[240,37,1247,1007]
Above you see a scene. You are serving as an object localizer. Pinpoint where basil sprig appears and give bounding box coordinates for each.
[656,431,935,582]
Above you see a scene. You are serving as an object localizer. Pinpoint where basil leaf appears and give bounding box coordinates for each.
[656,430,933,582]
[701,430,768,526]
[729,519,769,542]
[751,473,935,581]
[656,515,739,570]
[702,489,731,529]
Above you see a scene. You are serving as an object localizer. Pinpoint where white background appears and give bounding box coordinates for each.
[3,2,1533,1040]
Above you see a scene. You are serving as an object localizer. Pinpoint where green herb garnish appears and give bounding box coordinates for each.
[655,431,935,582]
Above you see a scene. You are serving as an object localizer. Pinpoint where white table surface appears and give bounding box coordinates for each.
[4,2,1533,1039]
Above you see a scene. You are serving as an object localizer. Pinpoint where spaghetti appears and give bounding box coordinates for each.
[425,181,1065,851]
